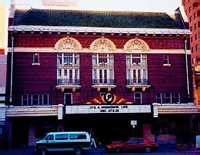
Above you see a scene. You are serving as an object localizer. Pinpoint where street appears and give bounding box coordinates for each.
[0,147,200,155]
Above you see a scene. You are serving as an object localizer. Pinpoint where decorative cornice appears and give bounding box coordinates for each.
[154,104,200,114]
[6,105,58,117]
[9,25,191,35]
[7,47,191,55]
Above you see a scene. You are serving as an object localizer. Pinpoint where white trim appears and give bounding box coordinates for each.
[0,96,5,101]
[65,105,151,114]
[9,25,190,35]
[8,48,192,54]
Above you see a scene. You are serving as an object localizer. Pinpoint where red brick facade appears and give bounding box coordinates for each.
[7,33,192,106]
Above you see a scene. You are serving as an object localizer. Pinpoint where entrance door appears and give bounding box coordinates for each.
[64,93,72,105]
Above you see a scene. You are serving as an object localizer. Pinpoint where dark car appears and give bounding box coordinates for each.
[106,137,158,152]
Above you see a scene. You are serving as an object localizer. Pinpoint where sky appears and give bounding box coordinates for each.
[0,0,183,49]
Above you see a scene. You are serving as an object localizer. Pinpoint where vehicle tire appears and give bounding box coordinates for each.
[75,148,82,155]
[145,147,151,153]
[116,148,121,152]
[41,148,46,155]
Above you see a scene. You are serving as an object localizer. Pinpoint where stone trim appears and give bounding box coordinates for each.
[9,25,190,35]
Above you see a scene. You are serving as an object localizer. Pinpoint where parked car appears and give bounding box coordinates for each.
[106,137,158,152]
[35,131,96,155]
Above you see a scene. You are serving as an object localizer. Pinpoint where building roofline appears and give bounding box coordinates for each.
[9,25,190,35]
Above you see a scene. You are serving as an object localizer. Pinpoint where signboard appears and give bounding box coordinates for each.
[65,105,151,114]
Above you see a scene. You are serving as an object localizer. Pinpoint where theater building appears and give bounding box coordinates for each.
[6,7,199,147]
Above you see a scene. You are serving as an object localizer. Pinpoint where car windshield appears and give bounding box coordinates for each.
[45,134,54,140]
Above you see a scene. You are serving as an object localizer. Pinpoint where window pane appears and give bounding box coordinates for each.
[134,92,142,104]
[43,94,49,105]
[64,94,72,105]
[22,94,29,106]
[32,94,39,105]
[33,53,39,63]
[104,69,107,83]
[132,54,141,64]
[156,93,162,103]
[55,134,68,140]
[99,54,107,64]
[64,54,73,64]
[69,134,86,140]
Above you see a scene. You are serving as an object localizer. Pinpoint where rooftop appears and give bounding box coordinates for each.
[13,9,185,29]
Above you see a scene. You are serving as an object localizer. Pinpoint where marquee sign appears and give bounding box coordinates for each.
[65,105,151,114]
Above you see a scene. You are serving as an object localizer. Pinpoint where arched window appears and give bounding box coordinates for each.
[55,36,82,52]
[124,39,150,91]
[124,38,149,52]
[90,37,116,52]
[55,37,81,88]
[90,38,116,88]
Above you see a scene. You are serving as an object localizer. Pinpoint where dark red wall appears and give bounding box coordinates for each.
[10,33,185,49]
[9,51,192,105]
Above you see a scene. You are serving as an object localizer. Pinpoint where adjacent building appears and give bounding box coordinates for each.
[0,48,7,147]
[182,0,200,105]
[6,7,199,147]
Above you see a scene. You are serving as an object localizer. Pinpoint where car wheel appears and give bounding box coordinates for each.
[145,147,151,153]
[116,148,121,152]
[75,148,82,155]
[41,148,47,155]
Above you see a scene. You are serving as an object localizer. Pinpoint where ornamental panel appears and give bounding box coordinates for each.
[55,36,82,52]
[90,37,116,52]
[124,38,150,51]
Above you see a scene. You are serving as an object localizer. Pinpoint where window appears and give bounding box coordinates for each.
[57,53,80,85]
[69,134,87,140]
[32,53,40,65]
[172,93,180,104]
[64,93,72,105]
[55,134,68,140]
[21,94,29,105]
[43,94,49,105]
[197,10,200,16]
[134,92,142,104]
[155,92,181,104]
[163,93,171,103]
[132,54,141,65]
[99,54,108,64]
[64,53,73,65]
[31,94,39,105]
[21,94,50,106]
[126,54,148,84]
[163,55,171,66]
[156,93,162,103]
[45,135,54,140]
[194,23,197,30]
[92,54,114,84]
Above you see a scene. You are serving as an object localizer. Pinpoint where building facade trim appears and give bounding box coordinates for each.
[9,25,191,35]
[7,48,191,54]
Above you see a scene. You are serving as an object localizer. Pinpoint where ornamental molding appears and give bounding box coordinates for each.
[124,38,150,51]
[9,25,191,35]
[7,48,192,55]
[6,105,58,117]
[55,36,82,51]
[90,37,116,52]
